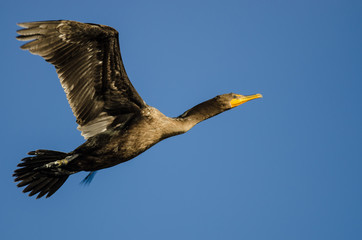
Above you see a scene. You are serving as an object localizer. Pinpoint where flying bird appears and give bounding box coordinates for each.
[14,20,262,199]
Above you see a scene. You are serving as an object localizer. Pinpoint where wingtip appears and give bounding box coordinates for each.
[17,22,30,28]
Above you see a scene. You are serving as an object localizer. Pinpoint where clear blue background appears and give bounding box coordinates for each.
[1,0,361,239]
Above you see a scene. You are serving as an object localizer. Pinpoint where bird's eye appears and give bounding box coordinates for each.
[233,95,238,99]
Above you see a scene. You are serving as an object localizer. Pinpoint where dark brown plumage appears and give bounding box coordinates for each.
[14,20,262,198]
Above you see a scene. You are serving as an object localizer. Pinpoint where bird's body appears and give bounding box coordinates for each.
[70,106,188,171]
[14,20,262,198]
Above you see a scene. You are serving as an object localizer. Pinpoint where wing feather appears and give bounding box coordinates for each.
[17,20,146,139]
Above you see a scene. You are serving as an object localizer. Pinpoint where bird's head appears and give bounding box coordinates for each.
[216,93,263,109]
[178,92,263,127]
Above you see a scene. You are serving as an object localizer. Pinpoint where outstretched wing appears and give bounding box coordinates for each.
[17,20,146,139]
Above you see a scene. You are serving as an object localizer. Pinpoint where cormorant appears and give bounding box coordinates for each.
[14,20,262,198]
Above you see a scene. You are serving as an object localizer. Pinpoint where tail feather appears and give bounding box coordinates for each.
[13,150,73,199]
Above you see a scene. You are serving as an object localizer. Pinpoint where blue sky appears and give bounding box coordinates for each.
[1,0,362,239]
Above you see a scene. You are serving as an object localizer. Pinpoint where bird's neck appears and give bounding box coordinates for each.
[175,97,227,131]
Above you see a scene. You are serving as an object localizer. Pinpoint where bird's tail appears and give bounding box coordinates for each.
[13,149,77,199]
